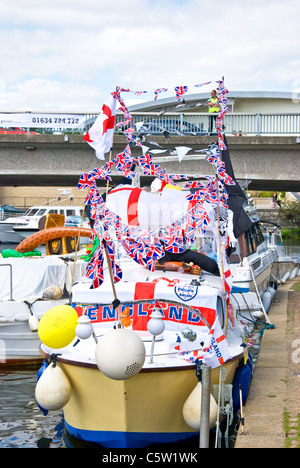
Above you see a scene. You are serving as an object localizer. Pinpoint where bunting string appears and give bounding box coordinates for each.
[79,80,233,288]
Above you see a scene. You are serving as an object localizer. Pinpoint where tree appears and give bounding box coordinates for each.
[279,200,300,226]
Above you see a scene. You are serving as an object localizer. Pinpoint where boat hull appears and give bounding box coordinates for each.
[231,261,273,295]
[0,299,69,365]
[41,353,241,448]
[271,258,300,283]
[0,223,24,243]
[0,321,42,364]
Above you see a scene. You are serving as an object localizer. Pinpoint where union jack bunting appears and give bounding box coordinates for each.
[79,81,237,288]
[194,81,212,88]
[154,87,168,100]
[115,145,133,174]
[116,110,133,128]
[78,171,95,191]
[103,229,122,283]
[86,243,104,289]
[122,125,135,142]
[133,90,148,96]
[174,85,188,101]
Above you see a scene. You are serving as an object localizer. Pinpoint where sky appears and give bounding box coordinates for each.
[0,0,299,113]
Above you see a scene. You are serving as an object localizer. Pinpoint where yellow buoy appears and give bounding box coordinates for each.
[183,381,218,430]
[35,362,71,411]
[38,304,78,349]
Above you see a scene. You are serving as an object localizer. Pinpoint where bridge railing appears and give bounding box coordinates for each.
[1,112,299,135]
[82,112,300,136]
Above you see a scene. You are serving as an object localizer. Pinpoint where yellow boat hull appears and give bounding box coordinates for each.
[53,355,241,448]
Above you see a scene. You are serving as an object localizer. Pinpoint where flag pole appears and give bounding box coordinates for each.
[216,177,228,337]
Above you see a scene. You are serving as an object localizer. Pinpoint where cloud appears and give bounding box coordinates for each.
[0,0,299,111]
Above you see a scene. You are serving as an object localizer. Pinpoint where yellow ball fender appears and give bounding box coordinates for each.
[38,304,78,349]
[35,362,71,411]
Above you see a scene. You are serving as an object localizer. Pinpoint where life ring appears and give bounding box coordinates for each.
[15,226,92,253]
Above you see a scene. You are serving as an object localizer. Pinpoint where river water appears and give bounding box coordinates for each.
[0,365,67,448]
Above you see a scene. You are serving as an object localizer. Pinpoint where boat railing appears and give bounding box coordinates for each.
[0,264,13,301]
[284,245,300,257]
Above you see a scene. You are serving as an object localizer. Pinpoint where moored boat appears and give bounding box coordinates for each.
[34,83,255,448]
[262,221,300,284]
[0,203,89,244]
[0,249,88,365]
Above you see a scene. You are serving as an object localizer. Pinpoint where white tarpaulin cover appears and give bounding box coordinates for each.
[0,256,87,301]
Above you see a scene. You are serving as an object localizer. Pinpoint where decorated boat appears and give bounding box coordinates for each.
[35,82,254,449]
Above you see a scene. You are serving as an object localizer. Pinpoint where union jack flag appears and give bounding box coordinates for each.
[115,145,133,174]
[174,85,188,101]
[86,243,104,289]
[133,90,147,96]
[154,88,168,100]
[78,171,95,191]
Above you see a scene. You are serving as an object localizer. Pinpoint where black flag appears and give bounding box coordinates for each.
[221,135,253,239]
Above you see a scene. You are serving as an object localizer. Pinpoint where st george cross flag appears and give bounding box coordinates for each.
[201,316,231,368]
[83,93,117,160]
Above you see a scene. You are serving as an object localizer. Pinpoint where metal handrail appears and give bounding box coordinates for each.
[1,111,299,135]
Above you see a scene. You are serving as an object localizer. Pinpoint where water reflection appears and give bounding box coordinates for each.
[0,366,65,448]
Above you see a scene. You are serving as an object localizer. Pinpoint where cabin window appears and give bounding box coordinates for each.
[245,222,264,256]
[66,209,76,216]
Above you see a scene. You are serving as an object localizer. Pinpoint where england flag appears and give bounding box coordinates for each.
[83,93,117,160]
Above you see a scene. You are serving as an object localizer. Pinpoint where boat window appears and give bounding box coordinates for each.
[25,208,40,216]
[80,209,89,220]
[245,229,255,255]
[35,209,49,216]
[48,209,58,215]
[245,222,264,256]
[66,209,76,216]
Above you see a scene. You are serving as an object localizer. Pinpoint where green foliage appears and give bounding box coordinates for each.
[279,200,300,226]
[258,191,274,197]
[281,228,291,239]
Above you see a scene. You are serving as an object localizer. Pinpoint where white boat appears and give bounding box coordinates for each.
[0,250,88,364]
[0,204,89,244]
[262,221,300,284]
[227,199,278,297]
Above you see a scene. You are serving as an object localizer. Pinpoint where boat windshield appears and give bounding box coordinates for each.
[24,208,48,217]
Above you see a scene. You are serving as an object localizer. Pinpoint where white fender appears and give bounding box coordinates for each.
[262,290,272,313]
[281,271,290,283]
[35,362,71,411]
[95,328,146,380]
[182,381,218,430]
[28,313,39,332]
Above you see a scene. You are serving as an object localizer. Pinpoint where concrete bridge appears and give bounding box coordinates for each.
[0,133,299,191]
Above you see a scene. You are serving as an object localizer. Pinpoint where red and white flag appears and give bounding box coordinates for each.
[201,316,231,367]
[83,93,117,160]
